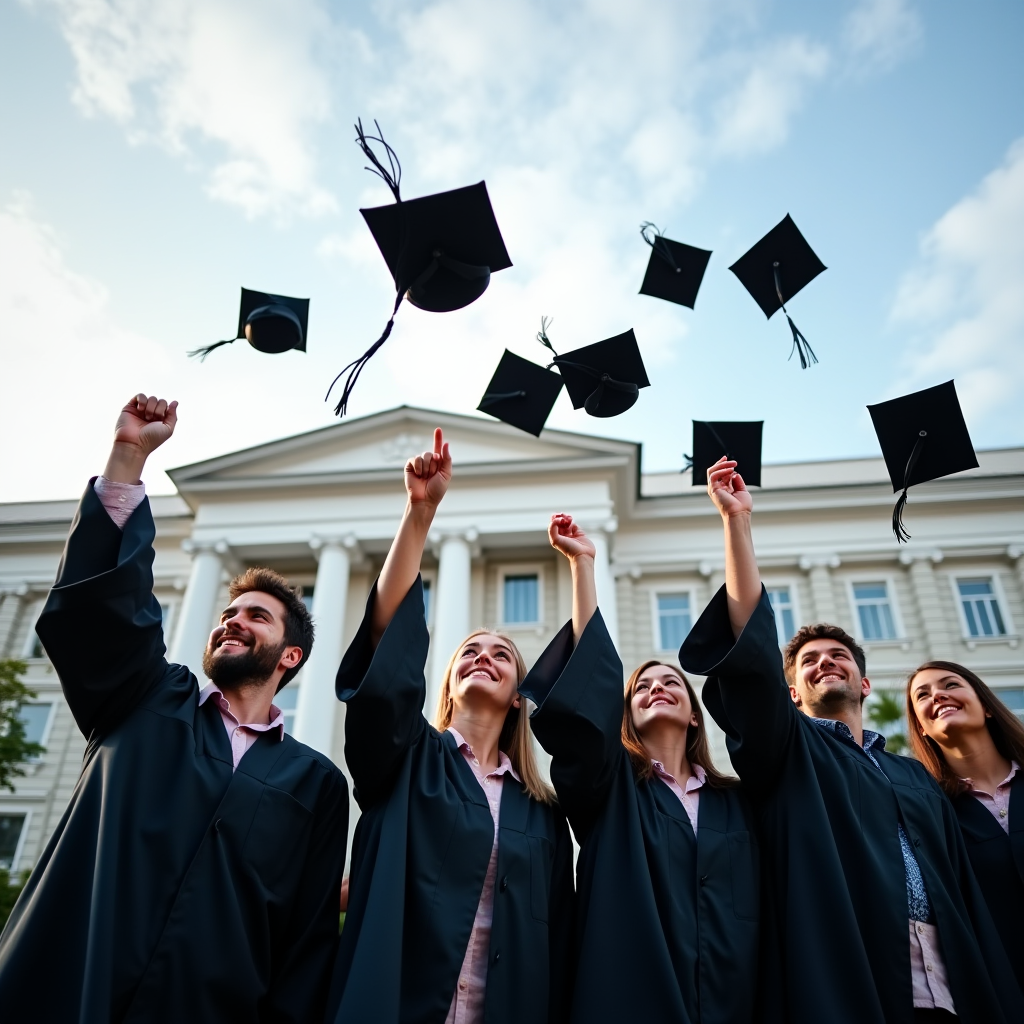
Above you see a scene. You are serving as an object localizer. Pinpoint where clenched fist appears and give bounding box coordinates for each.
[103,394,179,484]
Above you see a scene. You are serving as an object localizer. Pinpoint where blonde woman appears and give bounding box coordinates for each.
[325,429,574,1024]
[518,513,761,1024]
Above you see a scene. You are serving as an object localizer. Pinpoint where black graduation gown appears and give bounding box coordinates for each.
[519,610,761,1024]
[0,482,349,1024]
[679,585,1024,1024]
[326,578,575,1024]
[953,770,1024,998]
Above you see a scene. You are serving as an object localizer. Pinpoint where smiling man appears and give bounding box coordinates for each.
[0,395,348,1024]
[678,457,1023,1024]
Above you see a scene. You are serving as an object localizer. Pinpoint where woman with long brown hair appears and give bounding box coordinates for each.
[325,429,574,1024]
[906,660,1024,996]
[518,513,761,1024]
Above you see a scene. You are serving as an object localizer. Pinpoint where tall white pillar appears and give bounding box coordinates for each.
[293,537,353,756]
[169,540,224,675]
[429,533,473,715]
[901,549,951,660]
[800,555,841,626]
[591,525,620,650]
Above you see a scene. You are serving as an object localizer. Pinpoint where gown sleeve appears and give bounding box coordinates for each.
[679,584,798,797]
[34,479,169,739]
[519,609,625,842]
[336,577,429,811]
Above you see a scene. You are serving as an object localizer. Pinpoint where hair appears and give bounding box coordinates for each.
[228,567,314,692]
[905,660,1024,797]
[433,628,556,805]
[621,660,737,787]
[783,623,867,692]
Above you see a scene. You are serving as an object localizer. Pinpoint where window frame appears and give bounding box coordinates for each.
[0,807,31,873]
[496,565,546,630]
[763,580,802,647]
[845,576,904,643]
[650,587,698,654]
[950,573,1015,641]
[18,598,47,660]
[18,700,55,756]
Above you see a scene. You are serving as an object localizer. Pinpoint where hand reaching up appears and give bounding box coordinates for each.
[104,394,179,484]
[548,514,596,561]
[707,457,753,518]
[405,428,452,508]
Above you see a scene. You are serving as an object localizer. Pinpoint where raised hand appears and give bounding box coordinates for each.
[548,513,596,561]
[104,394,179,484]
[404,428,452,508]
[707,457,752,518]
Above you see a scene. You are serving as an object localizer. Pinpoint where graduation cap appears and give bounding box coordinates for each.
[188,288,309,361]
[638,223,712,309]
[538,320,650,418]
[867,380,978,543]
[325,119,512,417]
[729,214,825,369]
[685,421,763,487]
[477,348,564,436]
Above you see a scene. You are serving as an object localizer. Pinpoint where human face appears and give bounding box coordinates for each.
[202,591,300,688]
[631,665,697,738]
[910,668,989,745]
[790,639,870,715]
[451,634,521,712]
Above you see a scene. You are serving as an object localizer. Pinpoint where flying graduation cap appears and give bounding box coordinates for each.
[729,214,825,369]
[477,346,564,436]
[537,319,650,418]
[189,288,309,361]
[867,380,979,543]
[638,223,712,308]
[686,421,763,487]
[325,119,512,417]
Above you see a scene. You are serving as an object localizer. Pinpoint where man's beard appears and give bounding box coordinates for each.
[202,636,286,691]
[804,680,861,718]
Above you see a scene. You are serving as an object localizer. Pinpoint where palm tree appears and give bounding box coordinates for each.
[868,690,907,754]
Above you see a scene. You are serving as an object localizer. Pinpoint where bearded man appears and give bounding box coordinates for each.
[0,394,348,1024]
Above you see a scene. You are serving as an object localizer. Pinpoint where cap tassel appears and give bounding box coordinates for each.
[681,454,694,474]
[354,117,402,202]
[640,222,681,273]
[773,263,818,369]
[187,338,236,361]
[537,316,558,363]
[893,430,927,544]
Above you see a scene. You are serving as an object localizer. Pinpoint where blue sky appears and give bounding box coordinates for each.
[1,0,1022,499]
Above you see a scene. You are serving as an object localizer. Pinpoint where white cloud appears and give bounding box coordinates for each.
[22,0,340,218]
[890,138,1024,434]
[843,0,922,72]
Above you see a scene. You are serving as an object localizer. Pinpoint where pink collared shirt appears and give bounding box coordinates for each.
[963,760,1019,834]
[94,475,146,529]
[198,683,285,770]
[651,760,706,834]
[910,919,955,1013]
[445,728,521,1024]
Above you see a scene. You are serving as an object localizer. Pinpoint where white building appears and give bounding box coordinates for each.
[2,406,1023,873]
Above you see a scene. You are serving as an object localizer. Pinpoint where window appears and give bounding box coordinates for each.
[21,600,45,660]
[300,588,315,613]
[996,689,1024,725]
[503,575,539,624]
[766,587,797,645]
[0,814,26,871]
[422,579,432,624]
[957,579,1007,638]
[852,582,897,641]
[275,686,299,735]
[656,594,692,651]
[159,602,176,646]
[18,703,53,750]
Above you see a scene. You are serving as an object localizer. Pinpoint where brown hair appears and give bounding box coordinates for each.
[228,567,314,692]
[434,629,556,805]
[783,623,867,689]
[622,660,736,787]
[905,660,1024,796]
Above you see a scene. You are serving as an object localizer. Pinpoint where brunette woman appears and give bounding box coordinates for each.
[518,513,760,1024]
[325,430,574,1024]
[906,660,1024,997]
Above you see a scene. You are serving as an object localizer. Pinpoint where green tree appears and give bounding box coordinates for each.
[0,659,45,791]
[868,689,907,754]
[0,868,28,931]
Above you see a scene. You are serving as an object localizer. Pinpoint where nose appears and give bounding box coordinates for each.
[650,680,664,694]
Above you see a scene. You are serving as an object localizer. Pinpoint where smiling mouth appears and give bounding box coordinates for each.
[465,669,498,682]
[934,704,962,719]
[648,696,674,707]
[814,673,845,685]
[217,636,250,651]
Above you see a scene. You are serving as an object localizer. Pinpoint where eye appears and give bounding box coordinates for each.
[945,681,961,690]
[636,682,649,692]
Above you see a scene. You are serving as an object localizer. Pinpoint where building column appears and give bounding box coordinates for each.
[169,540,226,675]
[1009,546,1024,600]
[591,522,620,651]
[901,549,951,660]
[800,555,841,624]
[428,532,474,714]
[0,584,28,658]
[292,537,355,757]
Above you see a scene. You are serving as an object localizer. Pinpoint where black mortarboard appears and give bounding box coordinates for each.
[729,214,826,369]
[687,421,763,487]
[326,119,512,417]
[477,349,564,436]
[540,322,650,418]
[638,223,712,308]
[867,380,978,542]
[188,288,309,361]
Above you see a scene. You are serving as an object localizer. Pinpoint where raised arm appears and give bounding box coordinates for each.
[548,513,597,644]
[370,428,451,647]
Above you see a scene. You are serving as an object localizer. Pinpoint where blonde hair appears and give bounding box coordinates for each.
[434,628,556,805]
